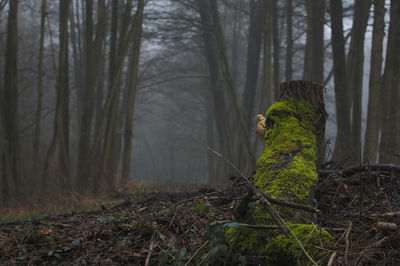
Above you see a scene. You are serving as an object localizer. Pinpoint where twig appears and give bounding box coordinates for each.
[377,222,397,231]
[260,190,321,214]
[248,184,289,235]
[327,252,337,266]
[185,240,209,266]
[371,212,400,218]
[145,233,156,266]
[344,221,352,266]
[210,220,280,230]
[249,184,318,265]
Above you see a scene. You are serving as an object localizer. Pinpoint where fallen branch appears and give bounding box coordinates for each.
[371,212,400,219]
[319,164,400,178]
[145,234,156,266]
[344,221,352,266]
[210,220,280,230]
[257,190,322,214]
[377,222,397,231]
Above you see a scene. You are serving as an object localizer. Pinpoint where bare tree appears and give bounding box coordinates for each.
[1,0,20,202]
[329,0,352,162]
[346,0,371,162]
[32,0,47,192]
[42,0,71,196]
[304,0,325,83]
[364,0,385,163]
[379,0,400,164]
[121,0,145,183]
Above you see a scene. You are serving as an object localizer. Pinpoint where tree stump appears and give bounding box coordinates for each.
[227,81,331,264]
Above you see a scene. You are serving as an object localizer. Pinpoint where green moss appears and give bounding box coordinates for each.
[225,97,331,263]
[265,223,332,264]
[254,98,317,200]
[225,226,268,256]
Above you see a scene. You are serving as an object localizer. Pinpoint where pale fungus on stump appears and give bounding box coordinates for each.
[227,81,331,264]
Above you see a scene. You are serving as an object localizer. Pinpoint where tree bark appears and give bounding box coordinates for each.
[364,0,384,163]
[271,0,280,99]
[2,0,20,201]
[242,0,264,130]
[209,0,255,170]
[261,0,274,109]
[285,0,293,81]
[197,0,234,182]
[329,0,352,163]
[32,0,47,193]
[304,0,325,83]
[42,0,72,196]
[121,0,144,183]
[379,0,400,164]
[76,0,106,193]
[346,0,372,163]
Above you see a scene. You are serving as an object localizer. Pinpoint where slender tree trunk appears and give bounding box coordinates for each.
[198,0,234,182]
[364,0,385,163]
[76,0,106,193]
[304,0,325,83]
[271,0,280,99]
[379,0,400,164]
[101,0,133,188]
[121,0,144,183]
[206,93,216,183]
[285,0,292,81]
[209,0,255,170]
[32,0,47,193]
[346,0,372,163]
[2,0,20,201]
[242,0,264,129]
[262,0,274,108]
[231,0,240,87]
[329,0,352,163]
[70,0,84,126]
[58,0,71,193]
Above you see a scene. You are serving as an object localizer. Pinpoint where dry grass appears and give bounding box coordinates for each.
[0,181,208,224]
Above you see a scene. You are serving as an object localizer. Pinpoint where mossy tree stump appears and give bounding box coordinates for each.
[227,81,330,264]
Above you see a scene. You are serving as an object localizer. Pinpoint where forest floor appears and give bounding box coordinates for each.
[1,167,400,265]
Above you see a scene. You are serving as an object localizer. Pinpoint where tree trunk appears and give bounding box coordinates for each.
[2,0,20,201]
[197,0,234,183]
[271,0,280,99]
[261,0,274,109]
[58,0,71,193]
[32,0,47,194]
[121,0,144,183]
[379,0,400,164]
[232,81,329,263]
[304,0,325,83]
[99,0,133,189]
[76,0,106,193]
[209,0,255,171]
[285,0,293,81]
[346,0,372,163]
[329,0,352,163]
[242,0,264,132]
[364,0,385,163]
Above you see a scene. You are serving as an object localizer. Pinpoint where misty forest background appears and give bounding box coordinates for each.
[0,0,399,206]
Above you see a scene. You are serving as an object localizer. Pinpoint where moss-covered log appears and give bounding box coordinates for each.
[228,81,330,264]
